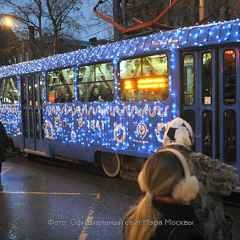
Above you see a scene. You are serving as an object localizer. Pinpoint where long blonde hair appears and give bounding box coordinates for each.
[124,151,185,240]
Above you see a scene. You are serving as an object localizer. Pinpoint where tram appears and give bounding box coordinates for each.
[0,19,240,177]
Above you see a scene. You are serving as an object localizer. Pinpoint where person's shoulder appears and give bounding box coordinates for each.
[188,151,214,168]
[189,151,210,159]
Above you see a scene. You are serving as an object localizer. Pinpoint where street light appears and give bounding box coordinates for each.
[1,16,15,28]
[0,14,18,29]
[0,14,39,63]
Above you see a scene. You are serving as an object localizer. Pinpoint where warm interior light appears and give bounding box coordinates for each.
[224,50,236,62]
[122,76,168,91]
[225,50,235,56]
[48,92,56,103]
[123,80,135,90]
[137,76,168,89]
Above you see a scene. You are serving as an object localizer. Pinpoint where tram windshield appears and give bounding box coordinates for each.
[0,76,19,104]
[120,54,169,101]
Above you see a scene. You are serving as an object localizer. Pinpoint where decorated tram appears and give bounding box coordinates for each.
[0,19,239,177]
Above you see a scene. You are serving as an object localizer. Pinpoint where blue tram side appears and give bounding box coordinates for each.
[0,19,240,177]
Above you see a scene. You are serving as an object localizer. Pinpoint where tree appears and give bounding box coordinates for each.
[46,0,82,54]
[1,0,44,58]
[0,0,83,55]
[0,0,43,33]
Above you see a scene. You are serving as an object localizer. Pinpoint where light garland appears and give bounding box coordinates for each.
[0,104,21,136]
[0,19,239,155]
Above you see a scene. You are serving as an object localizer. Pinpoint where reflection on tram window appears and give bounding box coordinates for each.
[0,76,19,104]
[202,52,212,105]
[183,55,195,105]
[120,54,169,101]
[202,111,212,157]
[23,109,28,137]
[47,68,74,103]
[223,50,236,105]
[35,109,40,139]
[120,58,141,79]
[34,74,41,106]
[224,110,236,164]
[78,63,113,102]
[29,109,34,138]
[25,75,34,106]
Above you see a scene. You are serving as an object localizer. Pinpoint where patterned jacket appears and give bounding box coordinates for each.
[163,144,239,240]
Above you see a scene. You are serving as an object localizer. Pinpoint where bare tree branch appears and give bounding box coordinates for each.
[45,0,82,54]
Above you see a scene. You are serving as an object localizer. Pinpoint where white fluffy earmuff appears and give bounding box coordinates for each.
[159,148,200,203]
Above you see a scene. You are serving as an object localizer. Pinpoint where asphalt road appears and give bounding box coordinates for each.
[0,156,139,240]
[0,155,240,240]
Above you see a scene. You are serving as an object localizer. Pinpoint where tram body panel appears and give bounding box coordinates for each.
[42,100,177,161]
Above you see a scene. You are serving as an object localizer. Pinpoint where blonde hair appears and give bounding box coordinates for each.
[124,151,186,240]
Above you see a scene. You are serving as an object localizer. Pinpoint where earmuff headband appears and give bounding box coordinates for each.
[158,148,191,177]
[182,123,193,145]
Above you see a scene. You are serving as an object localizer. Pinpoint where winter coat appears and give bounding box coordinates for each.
[150,201,204,240]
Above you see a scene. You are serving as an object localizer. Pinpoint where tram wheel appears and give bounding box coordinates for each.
[101,152,121,178]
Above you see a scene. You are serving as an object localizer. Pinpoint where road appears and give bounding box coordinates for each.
[0,156,139,240]
[0,155,240,240]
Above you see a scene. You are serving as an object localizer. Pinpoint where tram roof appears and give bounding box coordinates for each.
[0,18,240,78]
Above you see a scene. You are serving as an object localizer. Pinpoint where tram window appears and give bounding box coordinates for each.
[0,76,19,104]
[202,111,212,157]
[27,75,34,106]
[120,58,142,79]
[223,50,236,105]
[23,109,28,137]
[47,68,74,103]
[120,54,169,101]
[34,74,41,106]
[35,109,41,139]
[202,52,212,105]
[183,55,195,105]
[29,109,34,138]
[78,63,113,102]
[224,110,236,164]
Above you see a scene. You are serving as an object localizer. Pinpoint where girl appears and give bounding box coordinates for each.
[123,148,204,240]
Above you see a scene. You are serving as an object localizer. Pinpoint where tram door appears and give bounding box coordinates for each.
[22,73,44,152]
[181,48,239,166]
